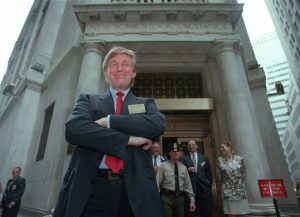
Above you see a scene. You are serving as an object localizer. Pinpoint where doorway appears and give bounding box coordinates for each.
[158,114,221,217]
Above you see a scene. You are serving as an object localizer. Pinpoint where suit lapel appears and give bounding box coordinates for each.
[96,91,115,115]
[96,90,137,116]
[185,154,194,167]
[197,153,204,167]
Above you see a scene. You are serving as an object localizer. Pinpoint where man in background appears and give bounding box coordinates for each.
[1,167,26,217]
[182,140,212,217]
[151,141,167,174]
[157,143,196,217]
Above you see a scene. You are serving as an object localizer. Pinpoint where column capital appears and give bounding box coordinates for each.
[81,42,107,56]
[209,40,240,57]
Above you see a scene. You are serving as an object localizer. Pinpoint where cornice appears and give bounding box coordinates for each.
[73,3,243,30]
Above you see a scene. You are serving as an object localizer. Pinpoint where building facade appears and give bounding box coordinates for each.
[0,0,297,215]
[264,0,300,197]
[264,0,300,88]
[253,32,290,139]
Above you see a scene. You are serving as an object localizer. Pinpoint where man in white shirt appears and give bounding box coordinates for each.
[182,140,212,217]
[151,141,167,173]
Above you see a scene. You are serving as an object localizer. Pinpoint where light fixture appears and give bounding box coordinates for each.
[31,62,45,73]
[267,81,284,96]
[2,83,16,96]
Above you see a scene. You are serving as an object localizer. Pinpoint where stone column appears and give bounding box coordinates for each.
[64,42,107,172]
[75,43,107,99]
[211,41,275,215]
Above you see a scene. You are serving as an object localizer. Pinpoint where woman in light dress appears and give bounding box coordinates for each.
[216,141,250,217]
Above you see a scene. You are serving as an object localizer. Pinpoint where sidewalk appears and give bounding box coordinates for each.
[279,204,300,217]
[16,204,300,217]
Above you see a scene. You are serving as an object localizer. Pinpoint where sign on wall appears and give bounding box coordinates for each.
[258,179,287,198]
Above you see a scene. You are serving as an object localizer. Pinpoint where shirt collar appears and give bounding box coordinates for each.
[110,86,130,101]
[109,86,130,97]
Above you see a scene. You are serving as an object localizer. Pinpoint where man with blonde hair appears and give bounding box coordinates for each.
[53,46,166,217]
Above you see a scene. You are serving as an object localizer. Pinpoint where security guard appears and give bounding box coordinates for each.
[156,143,196,217]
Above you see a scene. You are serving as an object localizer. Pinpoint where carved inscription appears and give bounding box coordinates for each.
[85,22,232,36]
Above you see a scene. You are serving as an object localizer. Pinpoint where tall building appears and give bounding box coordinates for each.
[265,0,300,195]
[265,0,300,87]
[0,0,297,215]
[253,32,290,139]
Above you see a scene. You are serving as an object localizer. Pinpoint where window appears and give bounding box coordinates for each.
[289,39,294,48]
[36,103,55,161]
[132,73,203,98]
[286,141,293,153]
[291,91,297,104]
[288,151,296,163]
[284,27,289,36]
[283,131,290,145]
[296,11,300,22]
[292,104,300,125]
[295,52,300,62]
[288,9,292,17]
[296,124,300,138]
[290,0,294,8]
[291,34,295,43]
[294,22,299,32]
[67,143,75,155]
[280,16,284,24]
[286,21,290,30]
[291,162,299,172]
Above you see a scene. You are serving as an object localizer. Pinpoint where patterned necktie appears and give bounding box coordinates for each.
[154,156,157,166]
[105,92,124,173]
[192,152,197,171]
[174,162,180,192]
[191,153,196,166]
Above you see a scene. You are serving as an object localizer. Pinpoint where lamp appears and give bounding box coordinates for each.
[275,81,284,95]
[2,83,16,96]
[267,81,284,96]
[31,62,45,73]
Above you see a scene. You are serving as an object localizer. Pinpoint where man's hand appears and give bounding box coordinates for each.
[188,166,197,173]
[189,202,196,212]
[128,136,152,150]
[95,118,107,128]
[8,201,16,208]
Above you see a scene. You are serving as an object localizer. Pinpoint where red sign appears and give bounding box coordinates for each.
[258,179,287,198]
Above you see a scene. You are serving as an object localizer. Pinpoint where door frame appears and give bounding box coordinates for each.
[159,114,221,217]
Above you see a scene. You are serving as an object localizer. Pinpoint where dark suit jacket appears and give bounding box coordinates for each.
[53,90,166,217]
[182,153,212,196]
[1,176,26,206]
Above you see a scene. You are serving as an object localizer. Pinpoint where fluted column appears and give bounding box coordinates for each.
[75,43,107,98]
[211,41,275,215]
